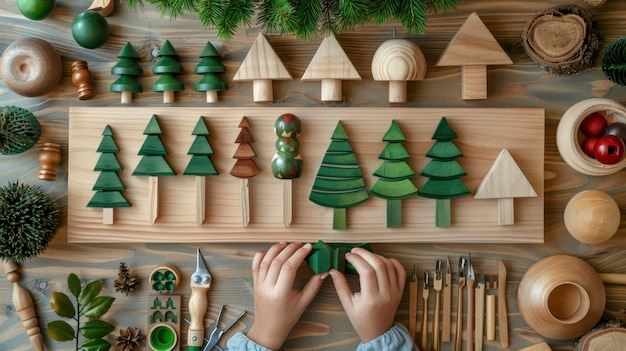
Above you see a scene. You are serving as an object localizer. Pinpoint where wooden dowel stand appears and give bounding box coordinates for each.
[3,260,44,351]
[486,295,496,341]
[121,91,133,104]
[38,142,61,181]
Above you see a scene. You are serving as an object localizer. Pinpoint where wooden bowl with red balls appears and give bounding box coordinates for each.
[557,98,626,175]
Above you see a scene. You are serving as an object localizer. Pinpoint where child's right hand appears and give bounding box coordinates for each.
[329,248,406,343]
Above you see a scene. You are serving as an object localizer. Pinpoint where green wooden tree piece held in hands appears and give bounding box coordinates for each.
[230,117,261,227]
[132,115,176,224]
[306,240,372,275]
[153,40,184,103]
[272,113,302,227]
[184,117,218,225]
[369,120,418,228]
[309,121,368,230]
[87,125,130,225]
[195,41,228,103]
[417,117,470,227]
[110,42,143,104]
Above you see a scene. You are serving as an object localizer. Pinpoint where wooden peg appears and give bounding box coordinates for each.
[38,142,61,181]
[486,295,496,341]
[71,61,95,100]
[3,260,44,351]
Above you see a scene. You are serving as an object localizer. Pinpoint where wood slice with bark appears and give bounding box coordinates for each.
[574,319,626,351]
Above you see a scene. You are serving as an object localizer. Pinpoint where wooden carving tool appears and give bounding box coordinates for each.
[475,274,486,351]
[188,249,212,351]
[409,264,418,342]
[486,294,496,341]
[420,272,430,351]
[466,254,475,351]
[431,261,442,351]
[442,257,452,343]
[497,258,509,348]
[454,257,466,351]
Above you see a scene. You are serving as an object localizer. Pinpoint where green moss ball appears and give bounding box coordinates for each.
[0,106,41,155]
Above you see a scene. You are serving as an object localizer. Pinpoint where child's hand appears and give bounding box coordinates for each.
[246,242,326,350]
[330,248,406,343]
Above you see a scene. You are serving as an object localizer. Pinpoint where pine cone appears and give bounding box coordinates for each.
[114,262,140,295]
[116,326,144,351]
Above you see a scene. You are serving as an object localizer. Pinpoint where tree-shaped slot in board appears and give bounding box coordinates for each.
[132,115,176,224]
[417,117,470,227]
[153,40,184,103]
[229,117,261,227]
[369,120,418,228]
[110,42,143,104]
[272,113,302,227]
[87,125,130,225]
[184,117,218,226]
[306,241,372,275]
[195,41,228,103]
[309,121,369,230]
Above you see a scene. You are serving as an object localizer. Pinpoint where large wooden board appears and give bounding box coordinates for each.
[68,107,544,243]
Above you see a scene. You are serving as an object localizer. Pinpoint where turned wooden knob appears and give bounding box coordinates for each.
[71,60,95,100]
[39,142,61,181]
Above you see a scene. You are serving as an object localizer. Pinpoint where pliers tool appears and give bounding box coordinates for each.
[188,248,212,351]
[203,305,246,351]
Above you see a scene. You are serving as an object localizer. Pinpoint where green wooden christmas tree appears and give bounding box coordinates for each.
[369,120,418,228]
[110,42,143,104]
[132,115,176,224]
[183,117,218,225]
[417,117,470,227]
[306,241,372,275]
[229,117,261,227]
[152,40,184,103]
[195,41,228,103]
[271,113,302,227]
[87,125,130,224]
[309,121,368,230]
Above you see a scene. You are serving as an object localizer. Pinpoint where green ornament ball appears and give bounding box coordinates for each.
[0,181,59,262]
[72,11,109,49]
[0,106,41,155]
[17,0,55,20]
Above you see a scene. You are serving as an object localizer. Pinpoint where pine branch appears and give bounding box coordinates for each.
[320,0,341,37]
[258,0,297,34]
[219,0,257,38]
[338,0,369,30]
[368,0,400,25]
[399,0,427,34]
[195,0,226,30]
[292,0,322,40]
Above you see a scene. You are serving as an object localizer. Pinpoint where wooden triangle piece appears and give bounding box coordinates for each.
[233,33,292,81]
[302,34,360,80]
[474,149,537,199]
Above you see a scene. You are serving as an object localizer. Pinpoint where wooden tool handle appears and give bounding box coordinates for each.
[188,284,208,350]
[409,280,418,341]
[442,274,452,343]
[599,273,626,285]
[486,295,496,341]
[475,285,485,351]
[466,279,475,351]
[431,291,441,351]
[454,279,465,351]
[420,295,429,351]
[498,259,509,348]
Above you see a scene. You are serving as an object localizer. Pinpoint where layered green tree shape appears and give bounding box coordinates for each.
[183,117,218,176]
[87,125,130,224]
[195,41,228,103]
[417,117,470,227]
[110,42,143,103]
[369,120,418,228]
[153,40,184,102]
[48,273,116,351]
[132,115,176,176]
[306,240,372,275]
[309,121,368,230]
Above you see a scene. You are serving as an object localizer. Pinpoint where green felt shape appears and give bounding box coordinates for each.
[419,159,467,179]
[431,117,457,141]
[111,75,143,93]
[132,155,176,176]
[425,141,462,160]
[153,56,183,74]
[94,153,122,172]
[153,74,184,92]
[87,191,131,208]
[195,74,228,92]
[138,135,168,156]
[111,57,143,76]
[195,57,226,74]
[92,172,125,191]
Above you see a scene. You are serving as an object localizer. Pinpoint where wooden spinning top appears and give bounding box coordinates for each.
[71,60,95,100]
[38,142,61,181]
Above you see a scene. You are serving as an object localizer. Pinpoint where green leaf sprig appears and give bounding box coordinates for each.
[48,273,116,351]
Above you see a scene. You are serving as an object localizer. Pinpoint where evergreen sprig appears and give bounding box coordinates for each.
[122,0,460,39]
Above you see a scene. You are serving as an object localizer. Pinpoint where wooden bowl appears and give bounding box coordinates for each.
[564,190,620,244]
[556,98,626,175]
[518,255,605,340]
[0,37,62,97]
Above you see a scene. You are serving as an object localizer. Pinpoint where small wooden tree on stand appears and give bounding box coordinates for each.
[417,117,470,227]
[152,40,184,103]
[369,120,418,228]
[132,115,176,224]
[271,113,302,227]
[183,117,218,226]
[87,125,130,224]
[229,117,261,227]
[111,42,143,104]
[195,41,228,103]
[309,121,368,230]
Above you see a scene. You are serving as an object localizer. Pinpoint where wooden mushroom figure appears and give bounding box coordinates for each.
[233,33,292,102]
[301,34,361,101]
[371,39,426,103]
[436,12,512,100]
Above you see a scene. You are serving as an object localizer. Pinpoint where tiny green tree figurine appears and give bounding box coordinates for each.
[195,41,228,103]
[87,125,130,224]
[183,117,218,225]
[369,120,418,228]
[417,117,470,227]
[309,121,368,230]
[229,117,261,227]
[152,40,183,103]
[272,113,302,227]
[110,42,143,104]
[132,115,176,224]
